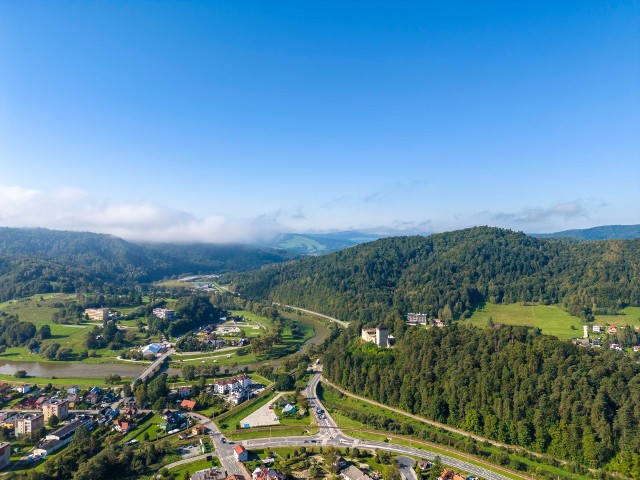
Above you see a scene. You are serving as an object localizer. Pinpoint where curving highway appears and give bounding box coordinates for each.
[165,366,520,480]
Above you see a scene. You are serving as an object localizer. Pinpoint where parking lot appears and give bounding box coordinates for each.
[239,393,285,428]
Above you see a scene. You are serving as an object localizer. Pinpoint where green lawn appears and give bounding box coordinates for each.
[169,457,220,477]
[0,373,123,387]
[0,294,154,363]
[227,426,319,440]
[465,303,584,339]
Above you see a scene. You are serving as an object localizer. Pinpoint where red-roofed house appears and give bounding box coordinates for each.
[112,419,131,433]
[234,445,248,462]
[180,399,197,410]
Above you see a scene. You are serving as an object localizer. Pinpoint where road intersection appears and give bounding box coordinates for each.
[188,372,524,480]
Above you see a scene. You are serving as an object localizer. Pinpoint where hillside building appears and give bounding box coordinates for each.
[361,323,389,348]
[406,313,429,325]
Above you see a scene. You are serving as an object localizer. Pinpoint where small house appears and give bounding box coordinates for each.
[234,445,248,462]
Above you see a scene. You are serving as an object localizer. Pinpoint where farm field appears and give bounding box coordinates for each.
[465,303,583,339]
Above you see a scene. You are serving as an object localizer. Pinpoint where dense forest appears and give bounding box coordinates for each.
[323,324,640,475]
[235,227,640,323]
[0,227,296,301]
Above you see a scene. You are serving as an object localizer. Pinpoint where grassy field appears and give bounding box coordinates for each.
[169,316,314,370]
[0,373,125,387]
[465,303,584,339]
[595,306,640,328]
[0,294,157,363]
[168,457,220,477]
[227,426,319,441]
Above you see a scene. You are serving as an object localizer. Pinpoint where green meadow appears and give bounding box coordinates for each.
[465,303,584,339]
[595,306,640,328]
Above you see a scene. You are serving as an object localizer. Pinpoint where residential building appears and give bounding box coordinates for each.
[406,313,429,325]
[152,308,176,320]
[191,467,226,480]
[251,467,285,480]
[180,399,197,410]
[234,444,248,462]
[340,465,372,480]
[34,416,92,456]
[608,325,619,334]
[15,384,31,394]
[43,399,70,422]
[213,375,252,394]
[610,344,623,351]
[178,385,192,397]
[0,442,11,469]
[361,323,389,348]
[191,424,207,436]
[592,325,603,333]
[112,419,130,433]
[84,308,109,321]
[14,413,45,436]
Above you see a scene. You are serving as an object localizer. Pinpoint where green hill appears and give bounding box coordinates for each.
[235,227,640,323]
[0,227,296,301]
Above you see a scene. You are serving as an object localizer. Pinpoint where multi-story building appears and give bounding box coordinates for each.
[14,413,45,436]
[406,312,429,325]
[42,399,70,422]
[213,374,252,394]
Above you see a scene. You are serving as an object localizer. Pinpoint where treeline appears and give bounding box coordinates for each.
[235,227,640,323]
[0,227,296,302]
[323,324,640,475]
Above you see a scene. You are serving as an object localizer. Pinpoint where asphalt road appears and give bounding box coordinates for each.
[161,367,516,480]
[396,455,418,480]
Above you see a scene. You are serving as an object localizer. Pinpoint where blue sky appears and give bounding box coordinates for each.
[1,1,638,242]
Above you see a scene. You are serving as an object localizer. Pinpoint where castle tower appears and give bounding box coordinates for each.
[375,323,388,348]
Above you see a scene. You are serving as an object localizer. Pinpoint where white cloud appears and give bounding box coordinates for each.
[0,185,283,243]
[491,200,588,224]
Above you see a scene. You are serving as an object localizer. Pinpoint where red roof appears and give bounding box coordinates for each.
[234,445,246,454]
[180,399,197,410]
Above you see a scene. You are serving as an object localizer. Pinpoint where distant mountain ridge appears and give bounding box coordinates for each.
[0,227,296,301]
[261,231,384,254]
[532,224,640,240]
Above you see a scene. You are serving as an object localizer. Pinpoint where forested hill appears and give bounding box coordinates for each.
[533,224,640,240]
[0,227,296,301]
[324,324,640,473]
[235,227,640,322]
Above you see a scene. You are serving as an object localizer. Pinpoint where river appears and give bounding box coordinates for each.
[0,308,332,380]
[0,360,180,379]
